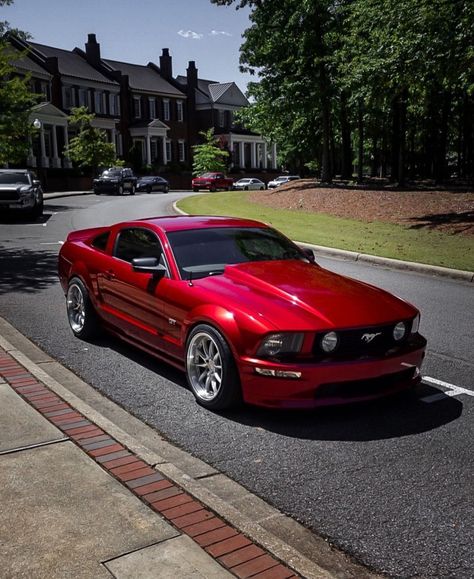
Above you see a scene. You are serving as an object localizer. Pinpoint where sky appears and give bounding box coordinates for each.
[3,0,254,89]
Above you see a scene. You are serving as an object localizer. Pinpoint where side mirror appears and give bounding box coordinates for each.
[32,180,41,186]
[302,247,316,263]
[132,257,166,277]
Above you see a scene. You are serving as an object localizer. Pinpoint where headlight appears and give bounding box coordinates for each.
[411,314,420,334]
[257,333,304,357]
[320,331,339,353]
[393,321,407,341]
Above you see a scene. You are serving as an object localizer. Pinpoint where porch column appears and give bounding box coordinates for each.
[239,141,245,168]
[39,126,48,167]
[146,135,152,165]
[262,142,268,169]
[111,128,117,153]
[228,135,234,167]
[162,137,167,165]
[51,125,60,168]
[27,135,36,168]
[250,142,257,169]
[271,143,277,169]
[63,126,72,168]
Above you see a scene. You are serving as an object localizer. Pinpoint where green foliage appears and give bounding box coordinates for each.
[64,107,120,173]
[192,128,229,175]
[0,41,39,165]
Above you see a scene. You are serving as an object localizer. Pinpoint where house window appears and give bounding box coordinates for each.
[165,139,171,163]
[149,98,156,119]
[63,86,75,110]
[218,109,225,128]
[176,100,184,122]
[178,140,186,162]
[78,88,88,108]
[95,91,106,114]
[109,93,120,116]
[133,96,142,118]
[163,99,170,121]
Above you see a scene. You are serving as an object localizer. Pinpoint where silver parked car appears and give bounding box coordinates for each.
[267,175,300,189]
[233,178,266,191]
[0,169,43,217]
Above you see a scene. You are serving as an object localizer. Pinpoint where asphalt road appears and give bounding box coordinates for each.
[1,193,473,578]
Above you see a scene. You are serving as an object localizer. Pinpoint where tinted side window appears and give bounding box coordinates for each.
[114,228,163,263]
[91,232,110,251]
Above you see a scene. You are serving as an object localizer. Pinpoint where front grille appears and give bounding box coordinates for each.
[316,367,416,399]
[313,321,412,361]
[0,190,19,201]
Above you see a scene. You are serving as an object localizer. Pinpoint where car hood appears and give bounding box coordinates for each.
[196,260,416,331]
[0,184,31,192]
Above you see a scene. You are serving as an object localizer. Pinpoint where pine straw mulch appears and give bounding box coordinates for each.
[249,181,474,236]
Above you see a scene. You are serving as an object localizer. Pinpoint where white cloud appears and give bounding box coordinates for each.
[178,30,203,40]
[209,30,232,37]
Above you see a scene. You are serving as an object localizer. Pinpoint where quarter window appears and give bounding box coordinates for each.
[115,228,164,264]
[91,232,110,251]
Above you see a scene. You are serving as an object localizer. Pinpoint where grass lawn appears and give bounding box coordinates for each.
[177,192,473,272]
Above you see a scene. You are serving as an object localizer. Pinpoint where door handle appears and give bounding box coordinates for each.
[105,269,116,280]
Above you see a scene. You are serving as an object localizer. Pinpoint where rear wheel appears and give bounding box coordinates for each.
[186,324,242,410]
[130,184,136,195]
[30,194,43,218]
[66,277,100,340]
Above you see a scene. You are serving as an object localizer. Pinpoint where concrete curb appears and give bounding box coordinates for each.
[0,316,375,579]
[172,201,474,283]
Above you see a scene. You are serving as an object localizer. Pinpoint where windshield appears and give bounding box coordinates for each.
[167,227,305,279]
[101,169,121,178]
[0,173,30,185]
[199,173,215,178]
[238,179,250,184]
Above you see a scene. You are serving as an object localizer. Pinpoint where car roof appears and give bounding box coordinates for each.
[0,169,30,173]
[130,215,268,233]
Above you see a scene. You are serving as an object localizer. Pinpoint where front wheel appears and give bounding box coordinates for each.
[117,185,124,195]
[193,187,199,192]
[186,324,242,410]
[130,184,136,195]
[66,277,100,340]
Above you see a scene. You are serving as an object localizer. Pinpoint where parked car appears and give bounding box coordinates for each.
[0,169,43,218]
[192,172,234,192]
[93,168,137,195]
[267,175,301,189]
[136,176,169,194]
[233,178,266,191]
[59,215,426,411]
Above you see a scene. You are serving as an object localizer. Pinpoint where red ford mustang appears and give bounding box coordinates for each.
[58,215,426,410]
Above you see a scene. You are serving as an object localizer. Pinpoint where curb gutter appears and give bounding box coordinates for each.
[173,202,474,283]
[0,317,377,579]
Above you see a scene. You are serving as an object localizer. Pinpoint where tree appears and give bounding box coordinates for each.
[192,128,229,175]
[64,107,120,174]
[1,2,38,166]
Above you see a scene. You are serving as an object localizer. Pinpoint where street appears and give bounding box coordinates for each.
[1,193,473,578]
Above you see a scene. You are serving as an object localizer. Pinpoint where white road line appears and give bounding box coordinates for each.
[420,376,474,403]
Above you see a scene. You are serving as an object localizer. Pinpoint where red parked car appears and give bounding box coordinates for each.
[192,172,234,192]
[58,216,426,410]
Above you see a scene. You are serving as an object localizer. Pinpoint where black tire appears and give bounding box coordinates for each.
[30,195,43,219]
[66,277,100,340]
[163,186,169,193]
[130,184,136,195]
[244,186,249,191]
[193,187,199,192]
[118,185,124,195]
[260,186,264,190]
[209,187,216,193]
[146,186,152,194]
[186,324,242,410]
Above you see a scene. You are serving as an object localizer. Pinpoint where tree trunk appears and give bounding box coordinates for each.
[340,92,352,180]
[390,96,400,182]
[319,63,332,184]
[434,90,452,183]
[397,89,408,187]
[357,100,364,183]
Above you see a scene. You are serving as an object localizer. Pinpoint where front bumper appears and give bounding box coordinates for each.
[239,335,426,408]
[94,182,119,192]
[0,196,35,210]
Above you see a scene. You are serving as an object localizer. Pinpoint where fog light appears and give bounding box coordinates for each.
[393,322,407,341]
[321,331,338,353]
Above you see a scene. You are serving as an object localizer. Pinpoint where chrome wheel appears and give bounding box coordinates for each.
[187,332,223,402]
[67,283,85,333]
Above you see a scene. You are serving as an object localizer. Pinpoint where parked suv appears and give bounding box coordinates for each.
[192,172,234,192]
[0,169,43,217]
[93,167,137,195]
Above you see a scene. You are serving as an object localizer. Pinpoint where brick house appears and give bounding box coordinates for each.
[5,33,277,188]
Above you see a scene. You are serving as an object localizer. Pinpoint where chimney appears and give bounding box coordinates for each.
[187,60,198,89]
[160,48,172,79]
[85,33,101,64]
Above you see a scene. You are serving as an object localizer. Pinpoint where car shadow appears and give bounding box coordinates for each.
[0,212,52,225]
[220,382,463,441]
[79,333,463,442]
[0,246,59,294]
